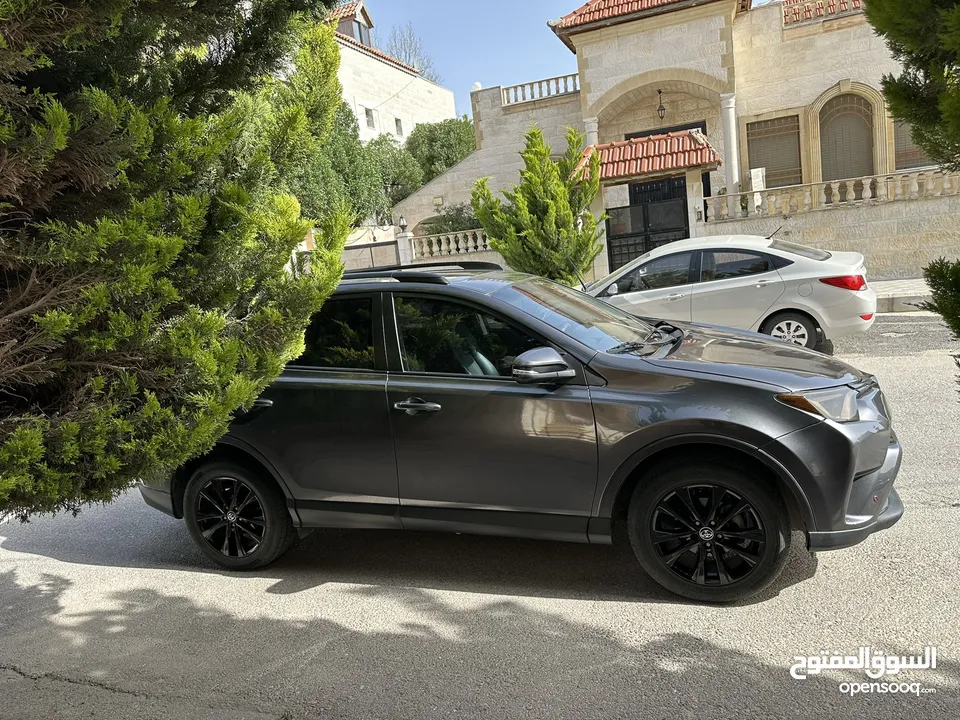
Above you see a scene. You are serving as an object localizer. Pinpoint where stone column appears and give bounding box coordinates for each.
[396,230,414,266]
[589,189,609,282]
[584,117,599,149]
[720,93,741,217]
[685,169,705,238]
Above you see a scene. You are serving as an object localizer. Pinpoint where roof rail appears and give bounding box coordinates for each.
[340,269,450,285]
[343,261,503,275]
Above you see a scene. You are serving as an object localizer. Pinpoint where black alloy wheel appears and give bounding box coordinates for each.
[627,461,791,603]
[195,476,266,558]
[183,461,296,570]
[650,484,765,586]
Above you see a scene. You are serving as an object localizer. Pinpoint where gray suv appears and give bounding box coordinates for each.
[139,263,903,602]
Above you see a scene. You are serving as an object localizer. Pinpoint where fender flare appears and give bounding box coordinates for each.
[175,436,301,525]
[592,433,816,529]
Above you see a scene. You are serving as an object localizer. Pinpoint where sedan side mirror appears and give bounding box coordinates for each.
[606,282,619,297]
[512,347,576,385]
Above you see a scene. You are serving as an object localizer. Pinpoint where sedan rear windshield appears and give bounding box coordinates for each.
[493,277,655,352]
[769,239,832,261]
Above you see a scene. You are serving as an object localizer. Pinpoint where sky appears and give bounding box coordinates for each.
[368,0,578,116]
[367,1,782,117]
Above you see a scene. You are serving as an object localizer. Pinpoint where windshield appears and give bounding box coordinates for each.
[493,277,655,352]
[769,238,832,261]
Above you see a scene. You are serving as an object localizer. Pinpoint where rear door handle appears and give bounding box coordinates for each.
[755,280,777,287]
[666,293,685,300]
[253,399,274,408]
[394,397,442,415]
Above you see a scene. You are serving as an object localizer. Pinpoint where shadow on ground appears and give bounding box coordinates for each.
[0,568,956,720]
[1,492,818,605]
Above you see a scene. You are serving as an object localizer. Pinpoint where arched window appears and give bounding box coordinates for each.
[819,94,875,182]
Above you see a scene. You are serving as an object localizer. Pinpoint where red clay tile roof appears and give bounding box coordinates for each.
[554,0,727,31]
[782,0,863,25]
[329,2,362,22]
[579,130,721,182]
[334,32,420,75]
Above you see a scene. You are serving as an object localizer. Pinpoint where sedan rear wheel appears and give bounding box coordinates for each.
[627,461,791,603]
[762,312,818,349]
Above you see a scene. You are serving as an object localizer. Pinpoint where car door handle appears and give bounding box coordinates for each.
[394,397,442,415]
[253,399,274,408]
[666,293,685,300]
[755,280,777,287]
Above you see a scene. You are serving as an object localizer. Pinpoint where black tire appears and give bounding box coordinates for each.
[814,338,835,356]
[183,461,296,570]
[627,461,791,603]
[761,311,818,349]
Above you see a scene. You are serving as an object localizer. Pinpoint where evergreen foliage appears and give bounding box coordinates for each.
[0,1,347,517]
[471,128,603,285]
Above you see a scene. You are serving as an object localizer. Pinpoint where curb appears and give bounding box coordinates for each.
[875,294,930,313]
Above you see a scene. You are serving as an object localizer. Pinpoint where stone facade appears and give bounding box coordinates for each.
[337,39,456,145]
[394,0,960,280]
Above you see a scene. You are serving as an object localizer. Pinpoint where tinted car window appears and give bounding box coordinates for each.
[701,251,771,282]
[394,296,541,377]
[291,297,375,370]
[616,252,692,293]
[494,277,654,353]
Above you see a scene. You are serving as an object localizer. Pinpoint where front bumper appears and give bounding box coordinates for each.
[763,383,904,552]
[808,488,904,550]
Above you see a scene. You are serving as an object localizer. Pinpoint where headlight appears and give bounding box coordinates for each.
[777,386,860,423]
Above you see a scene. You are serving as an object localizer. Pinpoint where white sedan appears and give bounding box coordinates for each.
[587,235,877,348]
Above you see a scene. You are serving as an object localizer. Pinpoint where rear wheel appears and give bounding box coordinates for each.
[761,311,818,349]
[627,462,791,603]
[184,462,296,570]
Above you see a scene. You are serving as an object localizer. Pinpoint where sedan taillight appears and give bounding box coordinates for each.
[820,275,866,291]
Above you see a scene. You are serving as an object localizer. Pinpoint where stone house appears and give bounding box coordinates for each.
[330,1,456,144]
[326,1,457,252]
[395,0,960,280]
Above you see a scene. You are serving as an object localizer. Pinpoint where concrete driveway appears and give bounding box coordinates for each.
[1,314,958,719]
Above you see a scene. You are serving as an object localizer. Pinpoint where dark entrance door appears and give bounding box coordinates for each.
[605,122,711,271]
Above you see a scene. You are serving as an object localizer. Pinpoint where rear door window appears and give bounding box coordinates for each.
[291,296,377,370]
[701,251,772,282]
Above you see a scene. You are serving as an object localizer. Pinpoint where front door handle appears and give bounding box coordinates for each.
[253,399,274,408]
[666,293,685,300]
[394,397,442,416]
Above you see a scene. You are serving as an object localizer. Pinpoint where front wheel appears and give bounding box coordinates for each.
[183,462,296,570]
[627,462,791,603]
[761,312,818,348]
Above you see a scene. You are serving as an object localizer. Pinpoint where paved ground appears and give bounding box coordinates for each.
[1,314,959,720]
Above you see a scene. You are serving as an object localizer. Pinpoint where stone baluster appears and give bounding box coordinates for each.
[828,182,839,206]
[909,173,920,200]
[802,186,812,212]
[818,182,827,206]
[844,180,855,203]
[943,175,954,196]
[861,178,873,202]
[875,177,888,202]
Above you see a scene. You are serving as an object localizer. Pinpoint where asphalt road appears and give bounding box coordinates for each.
[1,313,959,720]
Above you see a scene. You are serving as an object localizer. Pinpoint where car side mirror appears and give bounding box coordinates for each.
[512,347,576,385]
[606,282,619,297]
